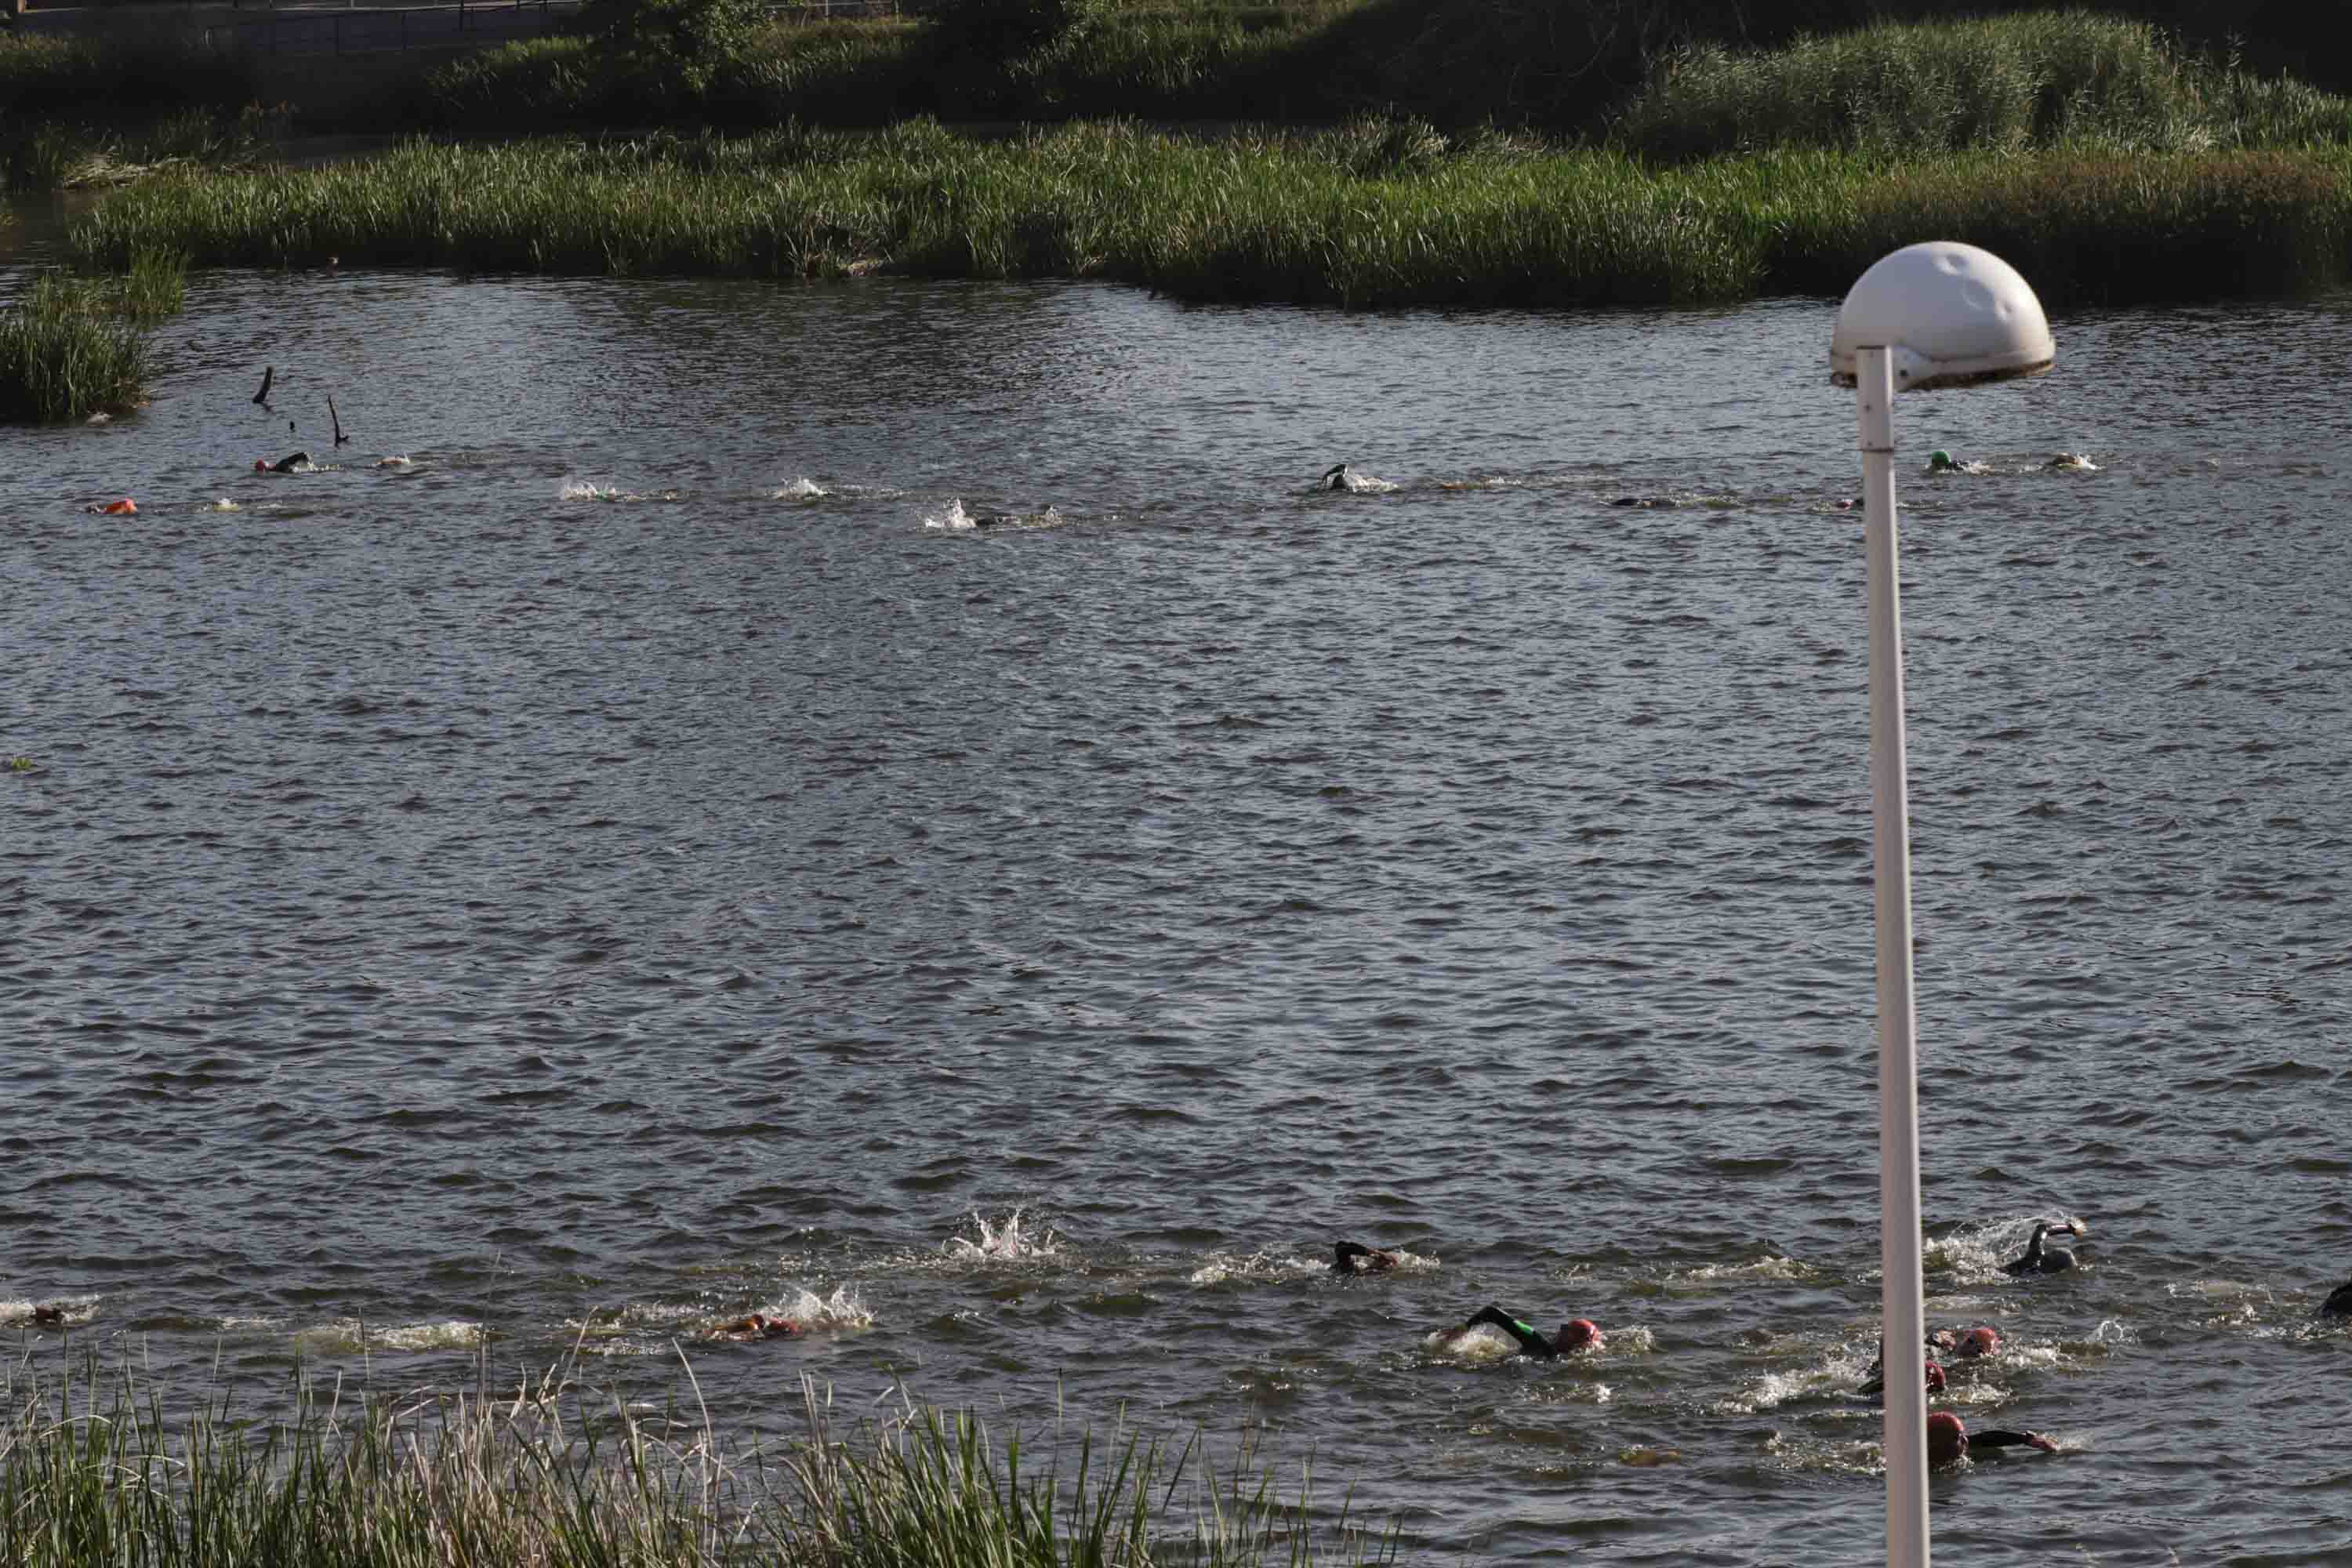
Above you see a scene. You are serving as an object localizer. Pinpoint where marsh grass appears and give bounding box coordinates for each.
[0,1352,1395,1568]
[71,121,2352,308]
[0,264,177,424]
[1615,10,2352,161]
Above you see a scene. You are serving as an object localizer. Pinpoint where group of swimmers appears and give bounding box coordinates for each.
[1333,1222,2350,1470]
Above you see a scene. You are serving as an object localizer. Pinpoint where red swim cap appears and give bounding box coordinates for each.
[1926,1411,1967,1467]
[1559,1319,1603,1350]
[253,459,268,471]
[1960,1327,2000,1358]
[1924,1359,1947,1393]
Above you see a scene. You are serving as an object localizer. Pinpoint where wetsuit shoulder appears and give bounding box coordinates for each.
[1468,1305,1558,1359]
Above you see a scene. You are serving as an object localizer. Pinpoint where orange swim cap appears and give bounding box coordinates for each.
[101,498,136,514]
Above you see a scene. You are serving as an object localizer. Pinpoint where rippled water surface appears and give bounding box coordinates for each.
[5,260,2351,1564]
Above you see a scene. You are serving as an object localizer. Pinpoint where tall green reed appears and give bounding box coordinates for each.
[0,269,163,423]
[0,1349,1396,1568]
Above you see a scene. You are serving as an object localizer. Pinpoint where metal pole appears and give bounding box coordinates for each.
[1859,342,1929,1568]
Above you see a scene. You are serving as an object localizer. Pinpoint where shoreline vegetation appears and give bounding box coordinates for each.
[46,8,2352,307]
[0,1354,1395,1568]
[0,249,184,422]
[69,126,2352,310]
[11,6,2352,415]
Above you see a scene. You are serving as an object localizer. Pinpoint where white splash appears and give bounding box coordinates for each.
[292,1318,485,1353]
[1319,465,1398,494]
[559,480,626,503]
[1189,1250,1309,1286]
[376,455,413,469]
[773,477,830,499]
[205,497,241,511]
[1670,1254,1808,1287]
[925,499,978,532]
[763,1283,873,1330]
[946,1207,1059,1262]
[1428,1323,1521,1364]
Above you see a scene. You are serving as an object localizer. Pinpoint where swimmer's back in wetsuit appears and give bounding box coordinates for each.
[1465,1305,1563,1359]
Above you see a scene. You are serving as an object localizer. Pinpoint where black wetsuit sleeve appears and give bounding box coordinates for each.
[1968,1430,2049,1452]
[1468,1305,1558,1359]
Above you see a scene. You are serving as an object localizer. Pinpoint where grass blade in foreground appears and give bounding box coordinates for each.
[0,1352,1397,1568]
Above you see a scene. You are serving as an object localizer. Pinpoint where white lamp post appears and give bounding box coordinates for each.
[1828,242,2053,1568]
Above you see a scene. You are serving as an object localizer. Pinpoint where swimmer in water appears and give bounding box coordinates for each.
[1926,449,1962,473]
[1460,1305,1603,1359]
[1926,1410,2059,1467]
[2317,1279,2352,1318]
[31,1304,64,1325]
[2003,1219,2085,1276]
[1929,1325,2002,1359]
[254,452,313,474]
[1321,463,1354,492]
[1333,1241,1401,1275]
[710,1313,804,1342]
[1860,1345,1947,1397]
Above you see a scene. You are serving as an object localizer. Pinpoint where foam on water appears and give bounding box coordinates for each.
[926,499,978,531]
[1665,1253,1809,1287]
[290,1318,485,1354]
[773,477,830,499]
[943,1208,1060,1264]
[764,1283,872,1330]
[1188,1249,1322,1286]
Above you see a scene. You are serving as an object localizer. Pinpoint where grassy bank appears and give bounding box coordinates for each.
[70,121,2352,309]
[0,1356,1393,1568]
[406,5,2352,145]
[0,250,186,423]
[0,32,273,193]
[9,2,2350,146]
[1617,10,2352,161]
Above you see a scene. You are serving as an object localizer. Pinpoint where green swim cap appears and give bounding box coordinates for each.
[1929,449,1953,467]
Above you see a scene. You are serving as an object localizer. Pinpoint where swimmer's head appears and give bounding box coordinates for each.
[1925,1359,1947,1394]
[1926,1411,1967,1467]
[1957,1326,2000,1359]
[1927,449,1955,470]
[1558,1318,1603,1351]
[254,459,268,471]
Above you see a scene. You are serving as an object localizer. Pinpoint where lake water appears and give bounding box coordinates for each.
[5,248,2350,1565]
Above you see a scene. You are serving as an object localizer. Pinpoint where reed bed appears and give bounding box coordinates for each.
[1614,9,2352,162]
[0,1352,1394,1568]
[0,251,185,423]
[70,121,2352,309]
